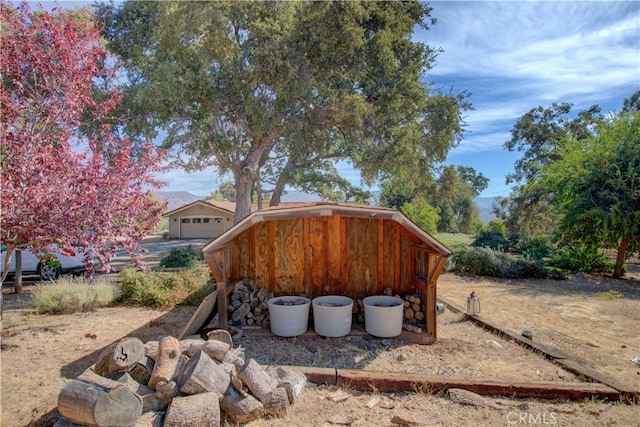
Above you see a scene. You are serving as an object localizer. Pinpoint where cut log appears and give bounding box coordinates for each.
[144,341,159,361]
[156,380,180,401]
[220,388,264,423]
[414,311,425,321]
[178,349,231,397]
[188,340,230,362]
[404,308,415,320]
[223,346,246,372]
[237,358,278,404]
[94,337,145,377]
[264,386,290,418]
[108,371,153,396]
[164,392,220,427]
[129,355,155,385]
[402,323,423,334]
[148,336,182,390]
[206,329,233,347]
[57,380,142,427]
[132,411,163,427]
[266,366,306,403]
[77,366,122,390]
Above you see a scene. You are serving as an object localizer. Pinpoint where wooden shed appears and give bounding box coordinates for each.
[199,202,451,342]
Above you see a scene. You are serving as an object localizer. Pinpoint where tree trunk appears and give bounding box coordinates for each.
[234,167,255,224]
[14,250,22,294]
[269,160,295,207]
[613,235,630,279]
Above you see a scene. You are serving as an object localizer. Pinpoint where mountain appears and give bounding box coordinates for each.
[154,191,202,212]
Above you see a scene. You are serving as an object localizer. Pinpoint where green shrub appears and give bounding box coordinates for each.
[472,230,509,252]
[159,246,204,268]
[31,277,118,314]
[521,235,552,260]
[448,246,549,279]
[118,263,215,308]
[548,244,613,273]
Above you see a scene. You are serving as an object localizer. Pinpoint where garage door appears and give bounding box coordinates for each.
[180,217,225,239]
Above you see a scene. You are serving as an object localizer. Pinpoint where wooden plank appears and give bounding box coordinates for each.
[393,222,401,293]
[335,370,621,401]
[282,366,337,386]
[325,216,342,294]
[438,296,638,401]
[306,216,325,298]
[178,290,218,340]
[377,220,385,293]
[253,222,269,288]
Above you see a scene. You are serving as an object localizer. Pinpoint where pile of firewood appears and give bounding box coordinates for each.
[403,294,425,323]
[55,330,306,426]
[228,278,274,327]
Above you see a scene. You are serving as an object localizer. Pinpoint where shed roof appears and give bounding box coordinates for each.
[202,202,451,257]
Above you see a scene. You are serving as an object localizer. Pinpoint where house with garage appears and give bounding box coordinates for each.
[163,200,236,239]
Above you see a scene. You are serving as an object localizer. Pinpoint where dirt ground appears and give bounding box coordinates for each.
[1,269,639,426]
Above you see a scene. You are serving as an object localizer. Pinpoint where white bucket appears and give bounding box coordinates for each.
[312,295,354,337]
[267,296,311,337]
[363,295,404,338]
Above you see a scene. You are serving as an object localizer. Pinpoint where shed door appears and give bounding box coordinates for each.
[180,217,225,239]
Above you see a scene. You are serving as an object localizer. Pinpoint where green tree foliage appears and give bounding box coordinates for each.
[399,198,440,234]
[208,181,236,202]
[537,111,640,278]
[96,1,467,222]
[380,164,486,233]
[495,102,603,235]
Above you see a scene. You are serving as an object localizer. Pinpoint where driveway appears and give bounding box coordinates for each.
[109,237,211,271]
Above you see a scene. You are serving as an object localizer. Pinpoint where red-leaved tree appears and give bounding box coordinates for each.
[1,2,166,286]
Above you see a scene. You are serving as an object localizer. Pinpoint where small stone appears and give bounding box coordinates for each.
[522,329,534,340]
[396,353,409,362]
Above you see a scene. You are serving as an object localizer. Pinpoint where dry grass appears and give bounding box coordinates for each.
[2,268,639,426]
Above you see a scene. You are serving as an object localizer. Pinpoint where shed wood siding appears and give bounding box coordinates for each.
[227,216,431,299]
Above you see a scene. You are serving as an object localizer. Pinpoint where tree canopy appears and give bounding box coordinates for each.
[96,0,468,222]
[537,112,640,278]
[1,2,166,283]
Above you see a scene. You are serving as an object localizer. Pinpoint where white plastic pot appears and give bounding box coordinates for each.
[312,295,354,337]
[267,296,311,337]
[363,295,404,338]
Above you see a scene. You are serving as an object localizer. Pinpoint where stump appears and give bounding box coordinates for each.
[178,349,231,397]
[148,336,181,390]
[237,358,278,404]
[220,388,264,423]
[164,392,221,427]
[57,380,142,426]
[94,337,145,377]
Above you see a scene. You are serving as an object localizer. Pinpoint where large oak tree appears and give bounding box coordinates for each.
[1,2,166,288]
[96,1,467,222]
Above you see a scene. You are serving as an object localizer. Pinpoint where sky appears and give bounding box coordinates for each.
[34,1,640,198]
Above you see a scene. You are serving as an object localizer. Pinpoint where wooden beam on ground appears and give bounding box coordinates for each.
[336,369,621,401]
[287,366,620,401]
[437,295,638,403]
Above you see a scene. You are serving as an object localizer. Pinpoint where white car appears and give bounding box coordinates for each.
[0,246,88,281]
